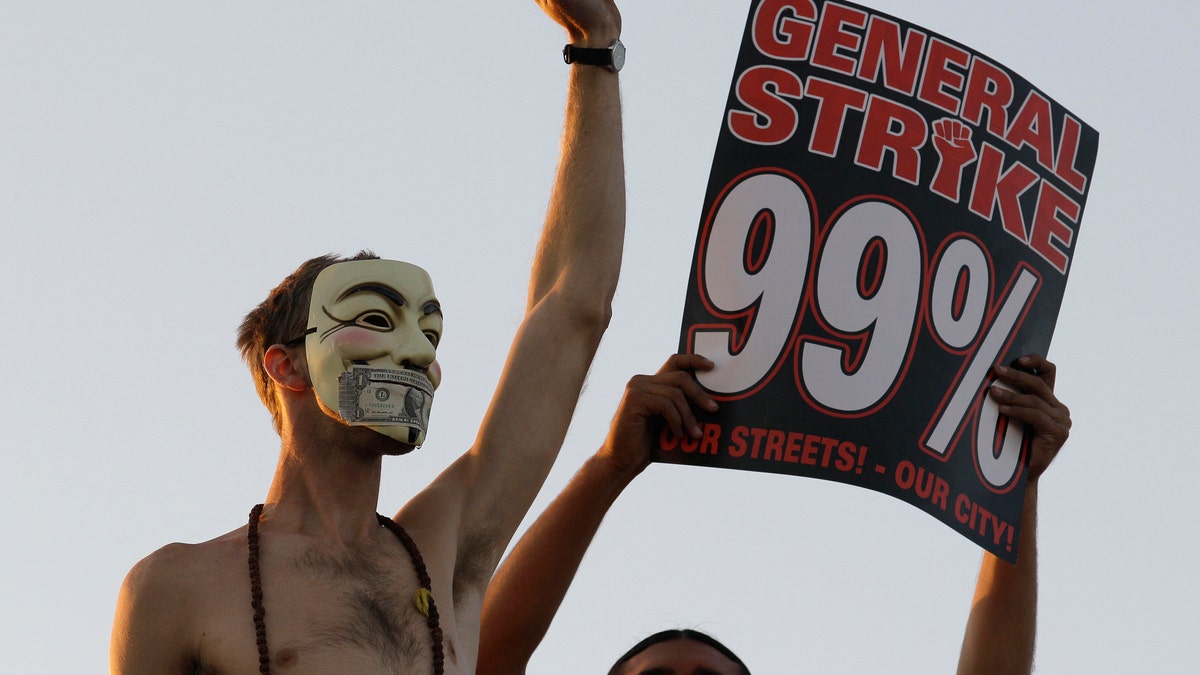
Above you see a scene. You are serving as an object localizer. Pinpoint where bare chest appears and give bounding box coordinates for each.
[263,547,438,672]
[194,536,459,674]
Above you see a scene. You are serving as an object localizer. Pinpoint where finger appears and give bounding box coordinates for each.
[680,373,719,413]
[638,384,696,437]
[626,373,696,436]
[644,392,688,439]
[659,353,715,375]
[1011,353,1057,390]
[639,379,704,437]
[993,361,1055,403]
[987,385,1072,455]
[649,359,718,412]
[991,389,1067,432]
[988,383,1070,426]
[990,380,1069,440]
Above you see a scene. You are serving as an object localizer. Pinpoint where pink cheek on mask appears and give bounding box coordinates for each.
[330,330,391,361]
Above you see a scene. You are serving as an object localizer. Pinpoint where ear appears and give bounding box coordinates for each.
[264,344,310,392]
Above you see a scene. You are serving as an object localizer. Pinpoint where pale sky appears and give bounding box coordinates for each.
[2,1,1196,673]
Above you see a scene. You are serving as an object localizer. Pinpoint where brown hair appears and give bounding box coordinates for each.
[236,251,378,433]
[608,629,750,675]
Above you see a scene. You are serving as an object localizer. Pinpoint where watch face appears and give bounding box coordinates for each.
[611,39,625,72]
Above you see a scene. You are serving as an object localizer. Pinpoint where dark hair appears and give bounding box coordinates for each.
[608,629,750,675]
[236,250,378,433]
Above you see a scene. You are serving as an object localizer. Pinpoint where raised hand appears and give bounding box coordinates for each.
[958,354,1069,675]
[535,0,621,45]
[599,354,717,476]
[989,354,1071,482]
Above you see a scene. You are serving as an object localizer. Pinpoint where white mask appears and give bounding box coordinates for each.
[304,259,442,446]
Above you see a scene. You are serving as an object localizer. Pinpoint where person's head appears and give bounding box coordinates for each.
[608,629,749,675]
[237,251,442,445]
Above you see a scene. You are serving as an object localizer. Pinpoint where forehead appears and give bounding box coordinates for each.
[311,259,436,305]
[623,639,743,675]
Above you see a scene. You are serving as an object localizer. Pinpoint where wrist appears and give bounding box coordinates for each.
[563,36,624,73]
[593,447,647,486]
[573,32,620,50]
[566,18,621,48]
[1022,478,1040,510]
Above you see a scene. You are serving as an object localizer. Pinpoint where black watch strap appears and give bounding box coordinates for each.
[562,45,608,66]
[562,39,624,72]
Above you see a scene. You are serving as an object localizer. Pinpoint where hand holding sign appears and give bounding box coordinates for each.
[989,355,1071,483]
[600,354,718,477]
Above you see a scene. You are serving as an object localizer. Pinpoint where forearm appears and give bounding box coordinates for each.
[528,45,625,313]
[479,453,637,674]
[957,481,1040,675]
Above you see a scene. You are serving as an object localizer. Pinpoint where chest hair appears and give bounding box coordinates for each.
[275,543,430,670]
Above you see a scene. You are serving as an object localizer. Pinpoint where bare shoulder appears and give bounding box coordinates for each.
[123,528,246,595]
[118,542,201,616]
[112,528,256,674]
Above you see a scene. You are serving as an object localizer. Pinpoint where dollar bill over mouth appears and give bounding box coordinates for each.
[337,365,435,431]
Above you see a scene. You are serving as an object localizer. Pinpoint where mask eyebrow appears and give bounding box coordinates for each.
[338,283,407,308]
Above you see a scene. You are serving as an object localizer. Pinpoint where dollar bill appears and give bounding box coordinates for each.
[337,365,434,427]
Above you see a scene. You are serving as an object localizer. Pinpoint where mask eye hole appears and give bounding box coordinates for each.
[355,312,393,330]
[424,331,440,348]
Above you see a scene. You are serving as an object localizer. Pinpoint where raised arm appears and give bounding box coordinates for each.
[957,355,1071,675]
[478,355,716,674]
[400,0,626,600]
[461,0,624,544]
[527,0,625,307]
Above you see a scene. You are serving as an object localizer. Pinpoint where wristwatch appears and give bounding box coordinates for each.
[562,38,625,72]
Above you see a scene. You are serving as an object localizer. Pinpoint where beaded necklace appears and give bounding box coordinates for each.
[247,503,445,674]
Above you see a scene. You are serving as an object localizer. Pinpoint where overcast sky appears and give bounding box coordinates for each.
[2,1,1196,673]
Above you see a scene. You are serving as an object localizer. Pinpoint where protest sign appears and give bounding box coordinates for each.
[661,0,1098,561]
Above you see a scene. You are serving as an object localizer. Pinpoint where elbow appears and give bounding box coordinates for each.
[581,265,621,331]
[543,268,618,333]
[586,283,616,329]
[541,284,615,346]
[569,290,614,341]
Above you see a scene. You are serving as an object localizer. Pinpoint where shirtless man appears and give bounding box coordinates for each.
[110,1,625,672]
[478,353,1071,674]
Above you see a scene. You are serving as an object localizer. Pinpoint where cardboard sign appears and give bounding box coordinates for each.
[662,0,1098,561]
